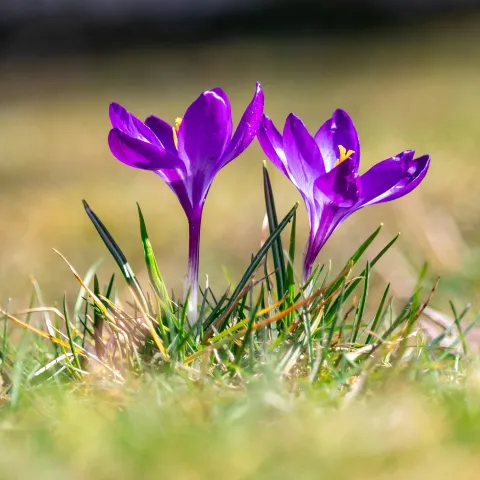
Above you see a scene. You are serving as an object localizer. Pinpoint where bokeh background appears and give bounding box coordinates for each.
[1,0,480,309]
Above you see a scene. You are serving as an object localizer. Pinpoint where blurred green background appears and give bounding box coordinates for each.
[1,10,480,309]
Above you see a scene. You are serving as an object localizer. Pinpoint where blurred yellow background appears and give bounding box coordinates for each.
[1,17,480,308]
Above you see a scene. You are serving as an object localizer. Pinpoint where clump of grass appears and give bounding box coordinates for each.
[0,166,474,405]
[2,166,480,480]
[0,167,473,403]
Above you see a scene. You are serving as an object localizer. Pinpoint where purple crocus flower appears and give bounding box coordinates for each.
[108,83,264,325]
[257,109,430,283]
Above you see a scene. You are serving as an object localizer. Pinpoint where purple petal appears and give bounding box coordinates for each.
[257,114,288,176]
[145,115,177,154]
[303,151,430,281]
[177,88,233,168]
[220,82,264,167]
[109,103,161,147]
[313,158,360,207]
[258,115,288,175]
[358,150,414,206]
[283,113,324,192]
[108,128,182,172]
[302,157,362,280]
[360,153,430,206]
[314,109,360,173]
[220,82,265,168]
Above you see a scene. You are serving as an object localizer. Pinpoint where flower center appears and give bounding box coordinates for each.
[334,145,355,167]
[172,117,183,150]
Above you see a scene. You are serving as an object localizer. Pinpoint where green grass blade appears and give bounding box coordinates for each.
[285,208,297,325]
[440,314,480,361]
[73,259,102,324]
[62,295,83,374]
[344,233,400,302]
[325,224,383,298]
[104,273,116,299]
[351,262,370,344]
[366,283,390,344]
[137,203,172,311]
[380,289,422,343]
[1,303,8,376]
[263,165,286,301]
[315,281,346,382]
[233,283,262,367]
[93,275,105,359]
[206,202,298,332]
[449,301,470,356]
[83,199,148,310]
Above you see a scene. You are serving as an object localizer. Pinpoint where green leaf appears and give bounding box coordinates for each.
[93,275,105,359]
[449,301,470,356]
[344,233,400,301]
[325,224,383,298]
[285,208,297,325]
[205,202,298,333]
[137,203,172,313]
[63,295,82,373]
[351,262,370,344]
[366,283,390,344]
[314,280,346,382]
[104,273,116,300]
[439,314,480,361]
[82,199,148,311]
[263,165,286,301]
[73,260,102,325]
[233,283,263,367]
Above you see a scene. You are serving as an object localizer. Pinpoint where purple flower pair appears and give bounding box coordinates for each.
[108,83,430,324]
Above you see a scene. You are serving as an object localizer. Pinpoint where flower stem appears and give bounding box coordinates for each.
[186,214,202,327]
[303,246,314,287]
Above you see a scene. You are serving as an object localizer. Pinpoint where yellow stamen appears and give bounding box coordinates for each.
[172,117,183,149]
[334,145,355,167]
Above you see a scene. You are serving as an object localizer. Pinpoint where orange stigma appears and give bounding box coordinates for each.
[172,117,182,149]
[334,145,355,167]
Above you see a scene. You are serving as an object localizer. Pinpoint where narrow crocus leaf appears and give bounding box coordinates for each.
[317,280,346,380]
[62,295,82,372]
[230,202,297,310]
[392,279,438,366]
[136,203,172,313]
[351,262,370,344]
[201,288,231,332]
[206,202,298,333]
[82,200,148,312]
[439,315,480,361]
[449,301,470,356]
[92,274,105,359]
[323,231,397,339]
[93,275,102,331]
[284,208,297,325]
[233,286,263,367]
[379,289,421,343]
[366,283,390,344]
[325,224,382,299]
[263,164,286,302]
[1,308,8,376]
[104,273,116,300]
[73,259,102,326]
[343,233,400,302]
